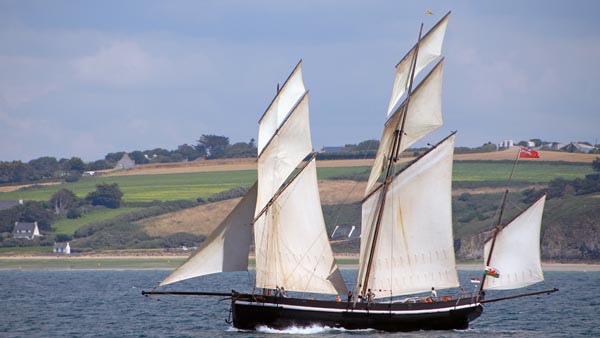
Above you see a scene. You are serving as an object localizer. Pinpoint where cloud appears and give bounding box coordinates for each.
[73,40,156,86]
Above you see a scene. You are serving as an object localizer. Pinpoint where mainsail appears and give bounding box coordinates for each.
[483,195,546,290]
[159,183,257,286]
[358,134,459,298]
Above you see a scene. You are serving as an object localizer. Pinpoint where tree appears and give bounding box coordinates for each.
[105,152,125,163]
[50,189,78,214]
[129,151,150,165]
[28,157,59,179]
[17,201,54,231]
[85,183,124,209]
[593,157,600,172]
[176,144,202,161]
[196,135,230,159]
[62,157,87,172]
[356,140,380,151]
[224,142,257,158]
[89,159,112,170]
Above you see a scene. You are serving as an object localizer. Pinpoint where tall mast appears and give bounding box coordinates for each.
[478,149,522,297]
[360,23,424,296]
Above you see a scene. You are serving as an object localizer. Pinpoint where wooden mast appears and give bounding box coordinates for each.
[360,22,424,297]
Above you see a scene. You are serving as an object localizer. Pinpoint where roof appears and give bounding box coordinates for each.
[13,222,36,233]
[0,201,20,211]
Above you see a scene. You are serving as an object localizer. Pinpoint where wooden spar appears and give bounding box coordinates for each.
[142,290,234,297]
[360,22,424,297]
[478,149,522,296]
[480,288,559,304]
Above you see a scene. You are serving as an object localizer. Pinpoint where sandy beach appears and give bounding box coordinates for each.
[1,254,599,271]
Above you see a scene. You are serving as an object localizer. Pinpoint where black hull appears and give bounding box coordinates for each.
[231,295,483,332]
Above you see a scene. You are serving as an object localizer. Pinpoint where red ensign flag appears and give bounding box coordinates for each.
[519,148,540,159]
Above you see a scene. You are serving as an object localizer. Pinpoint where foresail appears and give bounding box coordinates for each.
[366,59,445,193]
[254,159,347,294]
[386,12,449,116]
[358,134,458,298]
[159,183,257,286]
[483,195,546,290]
[258,61,306,154]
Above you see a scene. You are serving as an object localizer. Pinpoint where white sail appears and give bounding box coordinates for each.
[256,92,312,213]
[366,59,445,193]
[254,159,347,294]
[386,12,449,116]
[258,61,306,154]
[358,134,458,298]
[483,195,546,290]
[159,183,257,286]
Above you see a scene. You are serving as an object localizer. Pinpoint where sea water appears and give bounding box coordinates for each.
[1,269,598,337]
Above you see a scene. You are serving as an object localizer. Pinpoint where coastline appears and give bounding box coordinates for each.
[1,255,599,271]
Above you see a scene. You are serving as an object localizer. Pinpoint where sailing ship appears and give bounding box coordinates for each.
[143,11,556,332]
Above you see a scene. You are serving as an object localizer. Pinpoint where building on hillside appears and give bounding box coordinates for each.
[330,225,361,240]
[561,142,595,154]
[53,242,71,255]
[12,222,41,239]
[541,142,567,151]
[0,200,23,211]
[115,153,135,170]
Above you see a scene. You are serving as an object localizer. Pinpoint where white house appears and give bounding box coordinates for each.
[114,153,136,170]
[12,222,41,239]
[53,242,71,255]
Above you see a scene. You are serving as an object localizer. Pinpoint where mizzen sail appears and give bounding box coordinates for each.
[483,195,546,290]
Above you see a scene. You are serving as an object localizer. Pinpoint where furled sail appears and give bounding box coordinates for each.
[159,183,257,286]
[358,134,459,298]
[366,59,445,193]
[386,12,450,116]
[254,159,347,294]
[257,60,306,154]
[483,195,546,290]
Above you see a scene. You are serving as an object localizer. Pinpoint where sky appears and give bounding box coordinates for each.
[1,0,599,162]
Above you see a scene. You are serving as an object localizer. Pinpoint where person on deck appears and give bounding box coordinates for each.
[347,290,353,302]
[431,287,437,300]
[367,289,375,305]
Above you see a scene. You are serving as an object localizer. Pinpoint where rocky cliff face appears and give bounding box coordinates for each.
[455,195,600,262]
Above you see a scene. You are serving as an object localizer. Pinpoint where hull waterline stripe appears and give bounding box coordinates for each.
[234,300,481,315]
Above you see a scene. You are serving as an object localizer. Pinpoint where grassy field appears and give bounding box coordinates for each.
[453,161,592,182]
[0,162,593,204]
[51,207,142,235]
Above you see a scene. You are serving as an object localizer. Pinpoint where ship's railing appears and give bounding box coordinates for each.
[388,291,479,305]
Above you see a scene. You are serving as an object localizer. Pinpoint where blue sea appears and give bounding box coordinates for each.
[1,269,598,337]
